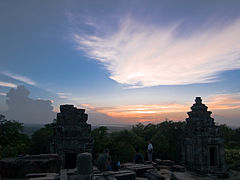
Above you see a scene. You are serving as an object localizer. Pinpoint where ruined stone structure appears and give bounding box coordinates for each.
[53,105,93,169]
[183,97,227,177]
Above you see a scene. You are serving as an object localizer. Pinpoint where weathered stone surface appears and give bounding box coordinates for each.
[77,153,93,175]
[102,170,136,180]
[68,174,93,180]
[25,173,59,180]
[158,166,171,171]
[0,155,60,178]
[155,159,175,166]
[159,169,180,180]
[122,163,155,177]
[52,105,93,169]
[171,165,185,172]
[144,169,165,180]
[144,169,180,180]
[183,97,228,177]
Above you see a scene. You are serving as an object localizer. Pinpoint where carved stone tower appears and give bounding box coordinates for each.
[53,105,93,169]
[183,97,227,176]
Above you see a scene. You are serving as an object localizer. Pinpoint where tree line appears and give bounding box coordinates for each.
[0,114,239,170]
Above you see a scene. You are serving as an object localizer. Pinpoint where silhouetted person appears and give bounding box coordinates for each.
[147,141,153,162]
[133,147,144,164]
[96,148,112,171]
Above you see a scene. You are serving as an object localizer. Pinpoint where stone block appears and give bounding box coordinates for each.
[158,166,171,171]
[103,170,136,180]
[144,169,165,180]
[77,153,93,175]
[170,165,185,172]
[0,156,60,178]
[155,159,175,166]
[121,163,154,177]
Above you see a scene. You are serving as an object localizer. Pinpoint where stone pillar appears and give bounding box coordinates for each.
[75,153,93,180]
[77,153,93,175]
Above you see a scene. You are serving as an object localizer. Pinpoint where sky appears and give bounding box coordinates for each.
[0,0,240,126]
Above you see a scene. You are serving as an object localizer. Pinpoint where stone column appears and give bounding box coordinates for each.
[76,153,93,180]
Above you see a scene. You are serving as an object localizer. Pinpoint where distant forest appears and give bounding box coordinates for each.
[0,114,239,171]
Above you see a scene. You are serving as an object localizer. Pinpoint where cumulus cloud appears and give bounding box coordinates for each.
[0,81,17,88]
[74,17,240,88]
[4,85,56,124]
[2,71,36,85]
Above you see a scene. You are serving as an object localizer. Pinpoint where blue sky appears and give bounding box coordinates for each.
[0,0,240,126]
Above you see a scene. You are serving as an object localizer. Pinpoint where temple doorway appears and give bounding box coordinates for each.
[209,146,217,166]
[65,153,77,169]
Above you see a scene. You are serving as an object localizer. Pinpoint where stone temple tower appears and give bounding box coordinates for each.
[183,97,227,177]
[53,105,93,169]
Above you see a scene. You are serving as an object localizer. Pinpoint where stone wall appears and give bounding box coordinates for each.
[0,154,60,178]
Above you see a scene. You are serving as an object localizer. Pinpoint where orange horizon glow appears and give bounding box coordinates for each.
[80,93,240,123]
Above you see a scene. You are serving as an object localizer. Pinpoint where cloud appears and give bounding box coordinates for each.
[82,103,188,118]
[4,85,56,124]
[81,103,188,124]
[207,93,240,110]
[0,81,17,88]
[2,71,36,85]
[0,92,7,96]
[74,17,240,88]
[81,93,240,125]
[57,92,72,99]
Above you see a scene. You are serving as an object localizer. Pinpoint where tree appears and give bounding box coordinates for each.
[29,123,54,154]
[219,124,240,149]
[0,114,31,159]
[152,121,185,160]
[91,126,111,160]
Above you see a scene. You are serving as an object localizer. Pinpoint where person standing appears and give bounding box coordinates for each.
[147,141,153,162]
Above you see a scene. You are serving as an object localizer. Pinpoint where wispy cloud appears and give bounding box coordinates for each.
[82,93,240,123]
[207,93,240,110]
[82,103,188,124]
[2,72,36,85]
[57,92,72,99]
[0,92,7,96]
[0,81,17,88]
[74,17,240,88]
[83,103,188,118]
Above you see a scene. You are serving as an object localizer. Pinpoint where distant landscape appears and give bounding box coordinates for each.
[1,116,238,171]
[22,123,132,137]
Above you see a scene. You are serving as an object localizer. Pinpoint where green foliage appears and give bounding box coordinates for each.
[110,130,146,162]
[219,124,240,149]
[225,149,240,171]
[1,112,239,169]
[29,123,54,154]
[152,121,185,160]
[92,127,146,163]
[92,121,186,163]
[91,126,111,159]
[111,142,135,162]
[0,114,31,159]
